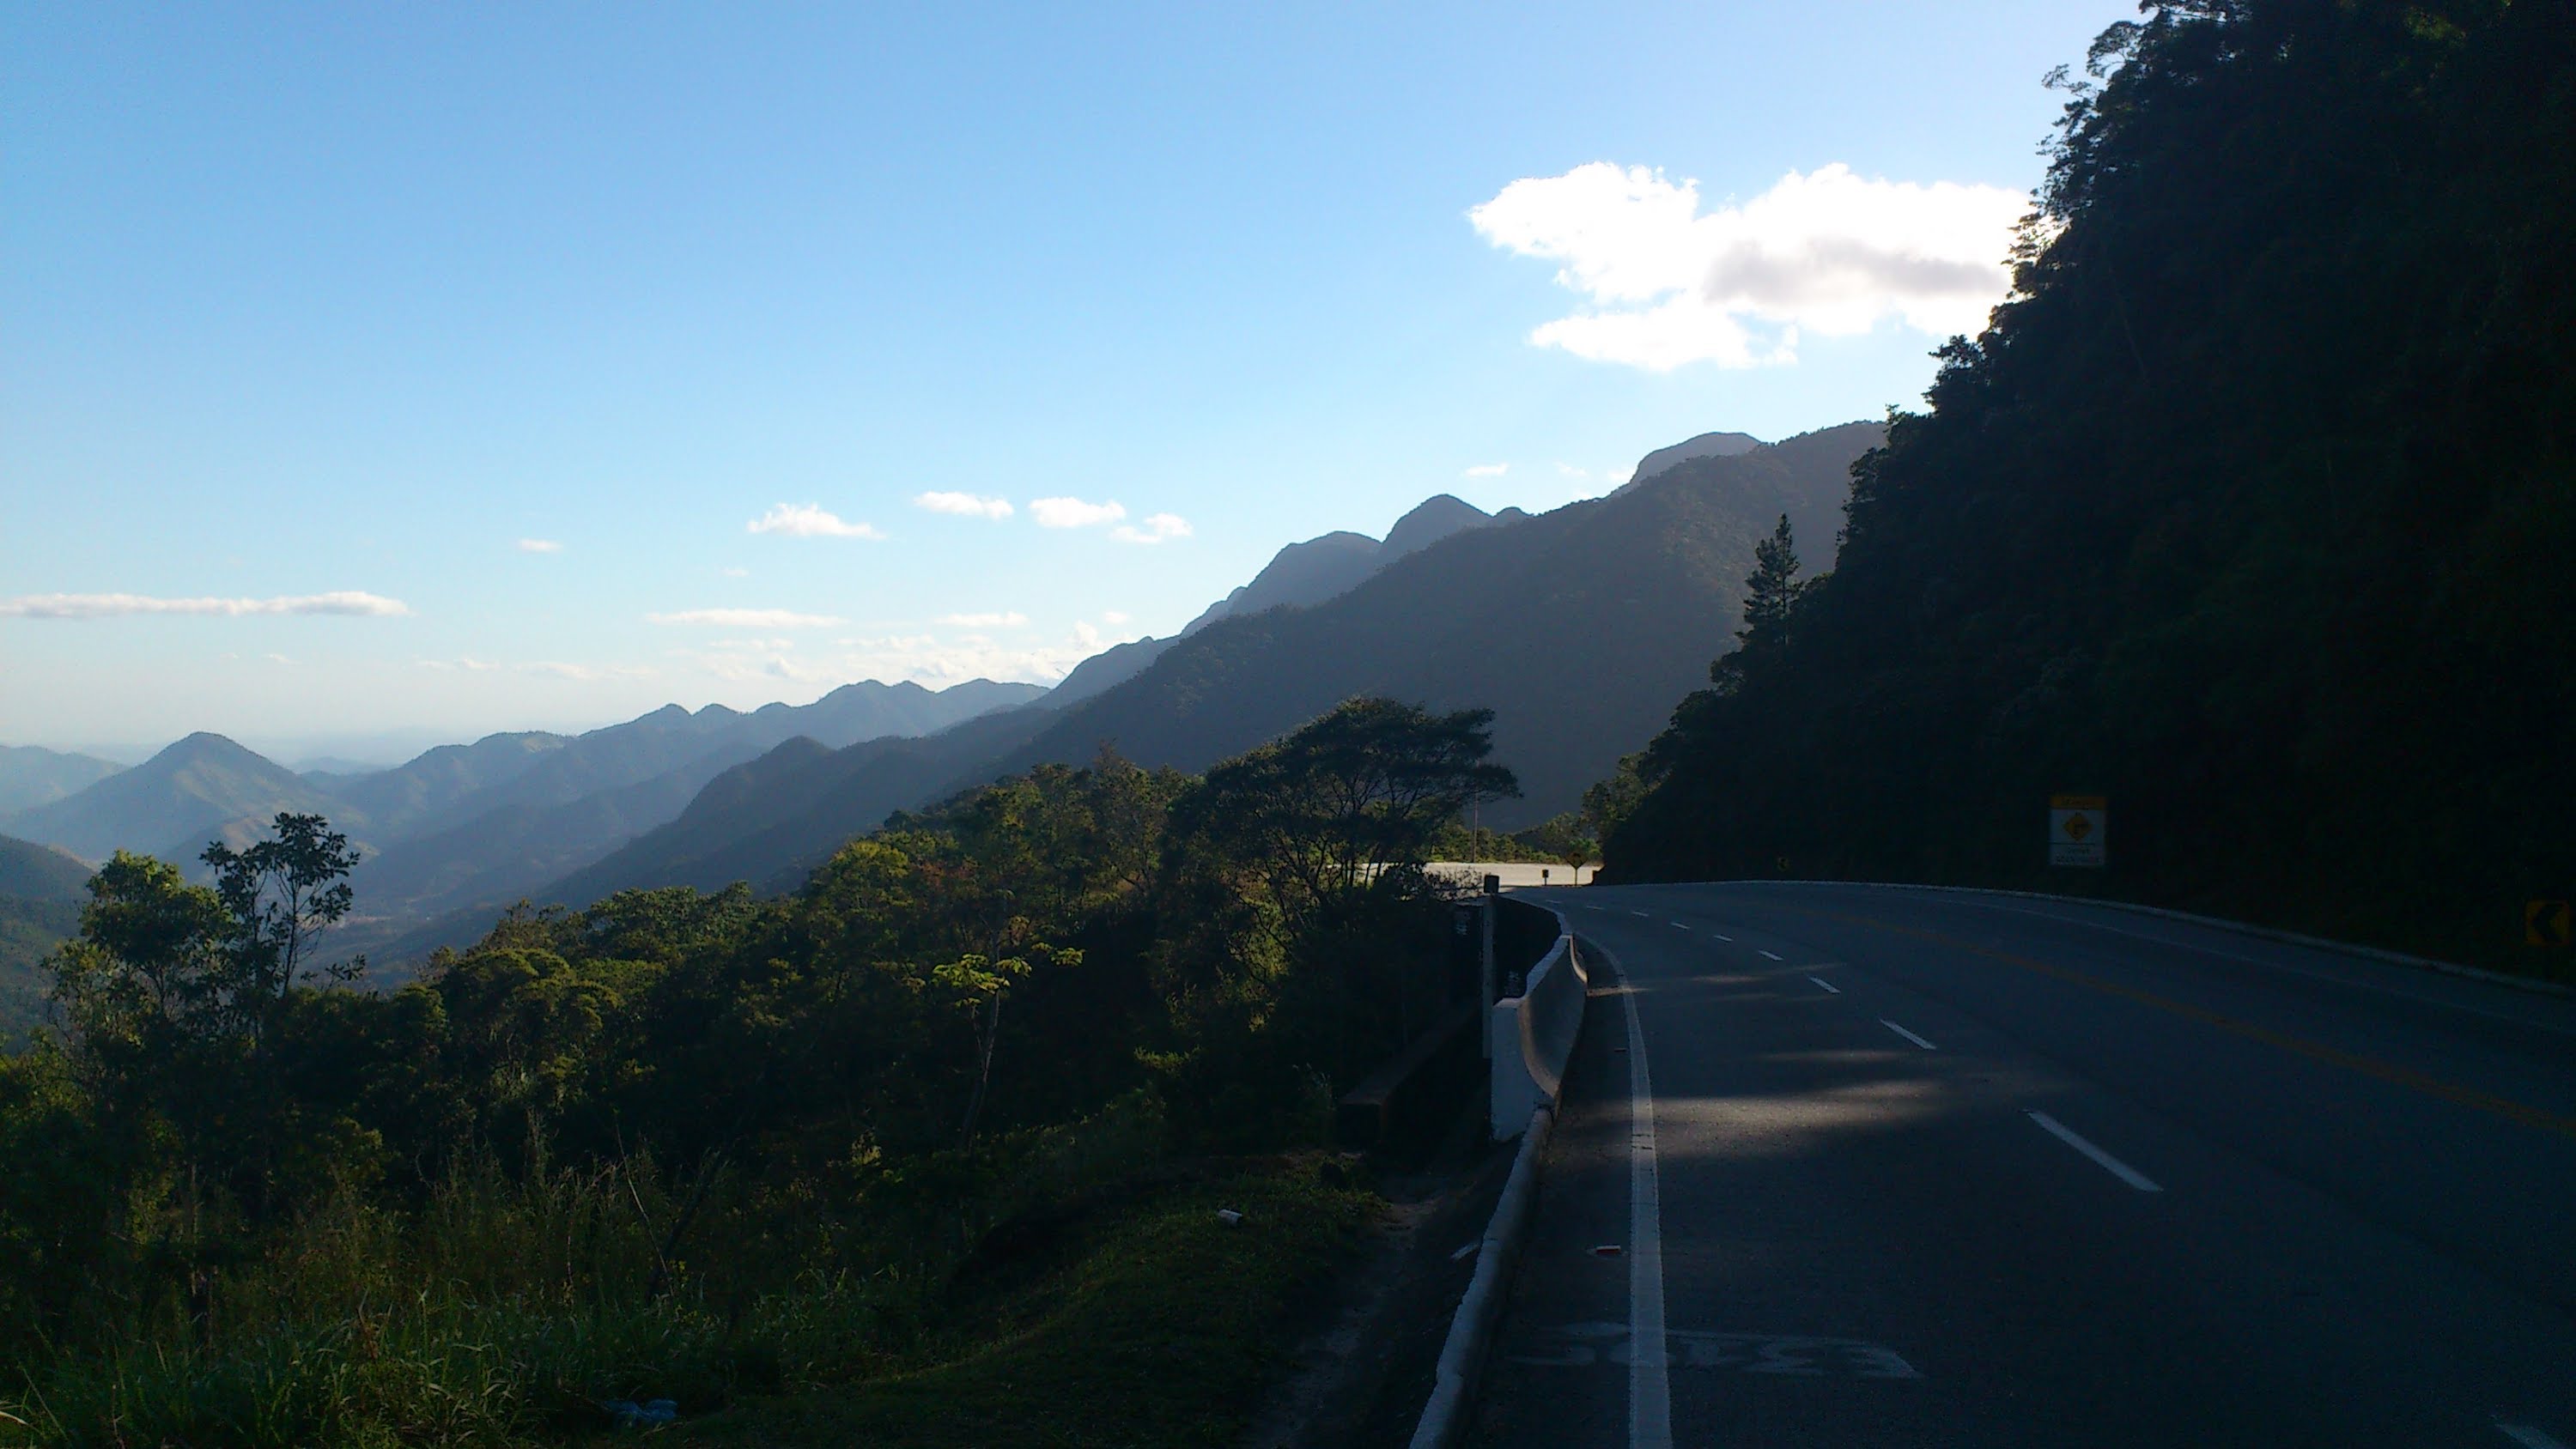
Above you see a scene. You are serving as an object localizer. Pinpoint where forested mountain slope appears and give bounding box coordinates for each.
[1609,0,2574,974]
[999,423,1873,830]
[489,424,1877,951]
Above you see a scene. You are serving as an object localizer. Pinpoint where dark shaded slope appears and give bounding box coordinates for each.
[1608,3,2576,976]
[1005,424,1873,829]
[531,706,1058,908]
[0,834,91,900]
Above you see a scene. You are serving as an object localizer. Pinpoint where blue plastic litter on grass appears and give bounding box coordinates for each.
[601,1398,678,1428]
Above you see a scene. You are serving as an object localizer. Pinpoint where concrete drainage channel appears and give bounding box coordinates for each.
[1408,898,1584,1449]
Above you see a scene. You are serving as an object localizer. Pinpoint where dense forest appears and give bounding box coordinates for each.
[1608,0,2573,975]
[0,700,1512,1446]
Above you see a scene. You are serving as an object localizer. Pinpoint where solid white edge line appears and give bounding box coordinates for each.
[2499,1425,2573,1449]
[1809,976,1841,994]
[1621,963,1672,1449]
[1758,949,1783,961]
[2026,1111,2165,1192]
[1880,1018,1938,1050]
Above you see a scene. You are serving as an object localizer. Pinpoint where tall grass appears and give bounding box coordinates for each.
[2,1094,1172,1448]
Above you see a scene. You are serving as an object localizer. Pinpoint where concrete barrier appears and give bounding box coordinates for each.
[1488,923,1586,1139]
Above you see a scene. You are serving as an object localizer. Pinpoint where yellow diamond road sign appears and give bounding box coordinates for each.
[2531,900,2572,949]
[2050,795,2106,868]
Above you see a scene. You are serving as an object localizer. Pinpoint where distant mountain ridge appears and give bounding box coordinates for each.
[510,422,1880,944]
[0,744,127,817]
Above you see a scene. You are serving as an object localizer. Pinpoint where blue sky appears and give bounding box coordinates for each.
[3,1,2133,761]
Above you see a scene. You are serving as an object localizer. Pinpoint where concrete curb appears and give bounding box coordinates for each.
[1405,1101,1552,1449]
[1740,879,2573,999]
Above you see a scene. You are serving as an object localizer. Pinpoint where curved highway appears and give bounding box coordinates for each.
[1468,882,2576,1448]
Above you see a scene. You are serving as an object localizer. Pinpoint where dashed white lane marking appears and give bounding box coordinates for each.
[1758,949,1784,961]
[1809,977,1841,994]
[1632,910,1654,918]
[2497,1425,2571,1449]
[1619,963,1672,1449]
[1880,1019,1937,1050]
[1708,932,1733,942]
[2026,1111,2165,1192]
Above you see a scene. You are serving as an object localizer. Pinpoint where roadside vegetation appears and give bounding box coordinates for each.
[0,699,1512,1447]
[1608,0,2575,978]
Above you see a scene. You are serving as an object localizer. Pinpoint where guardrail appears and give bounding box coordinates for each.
[1488,928,1585,1138]
[1412,895,1584,1449]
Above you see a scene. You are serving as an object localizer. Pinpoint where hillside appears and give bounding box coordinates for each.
[1000,423,1872,830]
[0,745,125,818]
[0,834,91,900]
[3,733,343,864]
[453,423,1877,956]
[0,834,88,1035]
[1607,1,2575,975]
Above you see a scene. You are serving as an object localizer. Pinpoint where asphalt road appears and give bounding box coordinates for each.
[1467,882,2576,1449]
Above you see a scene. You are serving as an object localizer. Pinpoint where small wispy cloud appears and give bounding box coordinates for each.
[1031,497,1127,530]
[747,503,885,539]
[417,657,504,672]
[516,538,563,554]
[1110,512,1192,545]
[0,591,412,620]
[914,491,1015,519]
[526,661,657,682]
[938,611,1029,627]
[1103,610,1131,625]
[719,567,750,578]
[1463,463,1510,478]
[647,608,847,628]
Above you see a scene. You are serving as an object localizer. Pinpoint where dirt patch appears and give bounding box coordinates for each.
[1243,1097,1513,1449]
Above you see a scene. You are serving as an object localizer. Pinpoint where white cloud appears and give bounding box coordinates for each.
[1110,512,1192,545]
[1470,161,2026,371]
[1463,463,1510,478]
[938,611,1030,627]
[719,567,750,578]
[417,657,503,672]
[1103,610,1131,625]
[1030,496,1127,529]
[516,538,563,554]
[526,661,656,682]
[647,608,847,628]
[914,491,1015,519]
[746,503,885,539]
[0,591,412,619]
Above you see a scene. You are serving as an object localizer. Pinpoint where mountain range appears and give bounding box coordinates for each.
[495,422,1876,951]
[10,419,1880,971]
[1,679,1045,923]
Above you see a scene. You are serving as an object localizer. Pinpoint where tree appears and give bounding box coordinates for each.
[201,812,365,1036]
[1736,513,1807,653]
[1176,699,1519,937]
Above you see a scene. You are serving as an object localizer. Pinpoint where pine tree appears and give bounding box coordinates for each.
[1736,514,1803,651]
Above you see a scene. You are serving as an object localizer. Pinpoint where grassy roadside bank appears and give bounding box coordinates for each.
[675,1157,1376,1449]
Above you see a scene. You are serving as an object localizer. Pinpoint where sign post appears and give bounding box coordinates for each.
[2050,795,2107,869]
